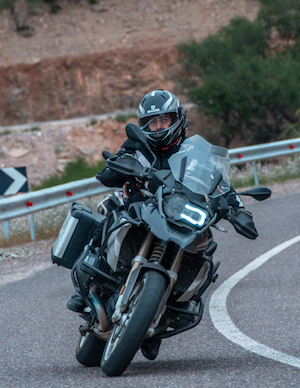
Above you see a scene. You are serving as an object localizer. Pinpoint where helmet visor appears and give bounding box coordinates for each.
[139,112,178,132]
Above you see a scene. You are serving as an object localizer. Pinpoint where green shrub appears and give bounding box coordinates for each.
[50,3,61,13]
[115,114,128,123]
[90,118,98,126]
[258,0,300,39]
[115,113,137,123]
[179,18,267,74]
[0,0,43,30]
[281,108,300,139]
[30,126,41,132]
[0,129,11,136]
[32,156,107,190]
[178,8,300,146]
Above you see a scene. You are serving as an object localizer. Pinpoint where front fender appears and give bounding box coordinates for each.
[121,263,170,308]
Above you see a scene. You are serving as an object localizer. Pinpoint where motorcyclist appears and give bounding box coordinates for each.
[66,89,257,360]
[97,89,250,230]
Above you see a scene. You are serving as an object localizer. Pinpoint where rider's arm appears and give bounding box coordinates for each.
[97,167,127,188]
[96,140,137,188]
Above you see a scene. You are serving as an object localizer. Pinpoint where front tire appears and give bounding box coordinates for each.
[101,271,166,376]
[76,332,106,367]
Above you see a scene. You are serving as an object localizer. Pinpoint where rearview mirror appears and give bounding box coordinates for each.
[126,123,147,145]
[102,150,113,160]
[238,186,272,201]
[125,122,157,167]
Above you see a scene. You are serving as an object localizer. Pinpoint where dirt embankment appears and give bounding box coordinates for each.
[0,47,180,126]
[0,0,260,188]
[0,0,259,126]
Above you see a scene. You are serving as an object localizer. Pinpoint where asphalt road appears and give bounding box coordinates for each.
[1,191,300,388]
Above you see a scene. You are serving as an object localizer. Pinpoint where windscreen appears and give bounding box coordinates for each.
[168,135,231,197]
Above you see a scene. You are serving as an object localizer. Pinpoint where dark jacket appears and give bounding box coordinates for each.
[98,137,182,187]
[96,134,258,239]
[97,136,242,210]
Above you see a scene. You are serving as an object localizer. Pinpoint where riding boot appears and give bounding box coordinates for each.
[141,338,161,361]
[67,292,86,312]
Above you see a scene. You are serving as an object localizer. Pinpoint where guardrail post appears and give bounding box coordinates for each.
[1,196,10,239]
[2,221,10,239]
[253,162,259,186]
[29,213,35,240]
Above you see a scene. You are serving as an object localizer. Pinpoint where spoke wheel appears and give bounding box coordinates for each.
[101,271,166,376]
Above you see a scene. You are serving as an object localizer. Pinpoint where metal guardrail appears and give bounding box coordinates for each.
[0,177,111,222]
[228,138,300,164]
[0,178,112,239]
[1,137,300,239]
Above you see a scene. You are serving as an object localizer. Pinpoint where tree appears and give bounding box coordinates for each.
[0,0,43,31]
[258,0,300,39]
[177,2,300,147]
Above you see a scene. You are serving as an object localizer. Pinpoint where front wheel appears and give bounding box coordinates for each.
[101,271,166,376]
[76,332,106,367]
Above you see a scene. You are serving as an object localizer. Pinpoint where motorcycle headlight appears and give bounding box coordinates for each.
[180,204,207,227]
[164,194,207,227]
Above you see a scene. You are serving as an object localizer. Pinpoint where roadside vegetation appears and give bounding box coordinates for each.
[30,149,300,192]
[114,112,137,123]
[0,0,102,32]
[178,0,300,147]
[229,155,300,188]
[31,156,106,190]
[0,194,104,247]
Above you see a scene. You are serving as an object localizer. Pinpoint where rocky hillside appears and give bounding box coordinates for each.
[0,0,259,126]
[0,0,259,187]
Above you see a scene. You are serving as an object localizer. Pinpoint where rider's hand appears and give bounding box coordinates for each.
[227,207,253,218]
[124,178,144,198]
[226,207,258,239]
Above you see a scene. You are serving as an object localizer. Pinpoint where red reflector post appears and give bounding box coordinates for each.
[66,191,73,197]
[27,201,33,207]
[237,153,243,159]
[289,144,295,150]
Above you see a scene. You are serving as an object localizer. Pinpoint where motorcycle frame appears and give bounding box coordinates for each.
[115,229,218,338]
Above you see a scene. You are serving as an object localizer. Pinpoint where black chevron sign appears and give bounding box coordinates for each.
[0,167,28,196]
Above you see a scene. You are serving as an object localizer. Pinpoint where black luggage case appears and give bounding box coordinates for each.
[51,202,105,269]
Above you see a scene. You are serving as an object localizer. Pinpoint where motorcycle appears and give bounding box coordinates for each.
[51,123,271,376]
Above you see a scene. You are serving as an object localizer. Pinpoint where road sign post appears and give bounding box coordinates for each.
[0,167,28,239]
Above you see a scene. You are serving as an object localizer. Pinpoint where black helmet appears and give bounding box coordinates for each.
[137,90,187,149]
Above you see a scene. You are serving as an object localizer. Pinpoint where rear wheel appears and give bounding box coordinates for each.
[76,332,106,367]
[101,271,166,376]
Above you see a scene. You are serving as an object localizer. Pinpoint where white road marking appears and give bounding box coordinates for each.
[209,235,300,369]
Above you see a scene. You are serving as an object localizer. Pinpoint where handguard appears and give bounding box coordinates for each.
[227,208,258,240]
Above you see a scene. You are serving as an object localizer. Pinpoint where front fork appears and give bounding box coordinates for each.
[112,231,184,324]
[124,231,155,289]
[168,247,184,288]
